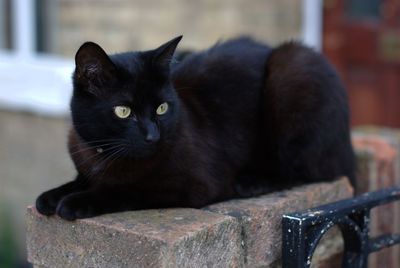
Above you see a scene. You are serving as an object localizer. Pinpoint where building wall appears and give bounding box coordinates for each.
[0,111,74,260]
[49,0,302,57]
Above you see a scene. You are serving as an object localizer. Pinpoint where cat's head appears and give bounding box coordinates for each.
[71,36,182,159]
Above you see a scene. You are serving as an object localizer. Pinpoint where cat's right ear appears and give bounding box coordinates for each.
[152,36,183,72]
[74,42,116,85]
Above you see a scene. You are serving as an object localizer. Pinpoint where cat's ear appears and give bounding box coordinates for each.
[152,36,183,71]
[74,42,116,83]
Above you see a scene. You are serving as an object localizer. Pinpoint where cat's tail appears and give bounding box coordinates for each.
[262,42,356,188]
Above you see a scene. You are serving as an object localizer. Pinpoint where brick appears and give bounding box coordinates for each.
[26,207,242,268]
[55,0,302,57]
[204,177,353,267]
[352,128,400,268]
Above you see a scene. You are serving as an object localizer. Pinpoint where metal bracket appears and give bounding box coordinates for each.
[282,186,400,268]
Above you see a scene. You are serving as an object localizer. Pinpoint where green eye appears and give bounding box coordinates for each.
[114,106,131,119]
[156,102,169,115]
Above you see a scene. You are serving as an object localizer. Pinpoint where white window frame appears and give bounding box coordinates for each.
[301,0,323,51]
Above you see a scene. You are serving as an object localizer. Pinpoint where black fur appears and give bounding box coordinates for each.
[36,36,355,220]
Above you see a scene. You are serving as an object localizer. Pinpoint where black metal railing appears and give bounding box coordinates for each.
[282,186,400,268]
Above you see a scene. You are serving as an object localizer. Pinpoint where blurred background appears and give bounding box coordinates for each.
[0,0,399,267]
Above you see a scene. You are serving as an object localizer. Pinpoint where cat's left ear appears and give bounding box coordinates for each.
[152,36,183,71]
[74,42,116,84]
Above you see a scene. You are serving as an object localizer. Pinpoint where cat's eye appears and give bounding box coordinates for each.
[156,102,169,115]
[114,106,131,119]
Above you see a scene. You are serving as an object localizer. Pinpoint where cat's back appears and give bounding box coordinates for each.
[171,37,271,123]
[172,37,270,82]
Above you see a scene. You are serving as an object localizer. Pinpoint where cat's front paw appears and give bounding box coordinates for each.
[36,190,61,216]
[35,180,85,216]
[56,192,97,221]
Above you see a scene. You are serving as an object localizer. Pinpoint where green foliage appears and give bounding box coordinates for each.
[0,205,18,268]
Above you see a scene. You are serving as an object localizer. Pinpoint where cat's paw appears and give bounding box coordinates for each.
[36,190,61,216]
[56,193,96,221]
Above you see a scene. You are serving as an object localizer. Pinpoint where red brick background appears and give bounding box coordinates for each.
[353,127,400,268]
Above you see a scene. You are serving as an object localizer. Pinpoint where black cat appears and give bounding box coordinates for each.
[36,36,355,220]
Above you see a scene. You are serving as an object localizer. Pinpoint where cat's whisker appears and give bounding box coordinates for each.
[70,146,120,157]
[84,138,122,144]
[103,148,127,174]
[69,138,122,148]
[70,143,123,156]
[91,147,127,180]
[69,141,124,156]
[74,143,126,169]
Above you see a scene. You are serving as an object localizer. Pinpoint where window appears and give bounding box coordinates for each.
[0,0,73,117]
[346,0,381,20]
[0,0,13,50]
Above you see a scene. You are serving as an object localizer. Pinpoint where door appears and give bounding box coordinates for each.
[323,0,400,127]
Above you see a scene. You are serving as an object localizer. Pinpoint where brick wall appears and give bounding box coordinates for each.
[352,127,400,268]
[48,0,302,57]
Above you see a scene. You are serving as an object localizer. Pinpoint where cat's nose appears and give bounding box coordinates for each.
[139,117,160,143]
[145,133,159,143]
